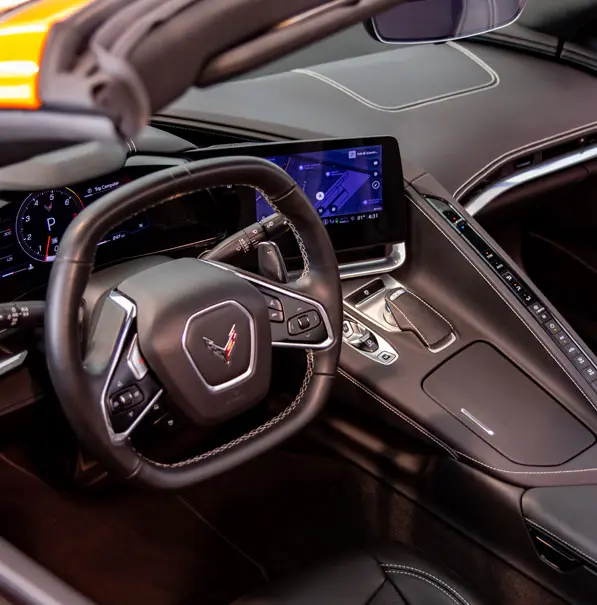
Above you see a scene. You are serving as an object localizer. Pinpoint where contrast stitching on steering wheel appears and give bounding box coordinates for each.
[139,350,315,468]
[238,183,310,279]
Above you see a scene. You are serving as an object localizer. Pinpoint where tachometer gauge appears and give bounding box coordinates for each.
[16,188,84,263]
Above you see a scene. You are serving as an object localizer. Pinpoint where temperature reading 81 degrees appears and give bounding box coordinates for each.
[16,188,84,263]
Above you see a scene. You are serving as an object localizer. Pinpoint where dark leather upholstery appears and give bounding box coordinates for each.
[234,544,486,604]
[523,485,597,572]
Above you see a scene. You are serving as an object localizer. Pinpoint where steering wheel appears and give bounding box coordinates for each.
[45,157,342,489]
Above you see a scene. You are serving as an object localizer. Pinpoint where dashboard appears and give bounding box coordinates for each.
[0,136,406,301]
[167,39,597,198]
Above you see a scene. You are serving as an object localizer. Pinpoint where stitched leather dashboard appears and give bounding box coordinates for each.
[163,40,597,196]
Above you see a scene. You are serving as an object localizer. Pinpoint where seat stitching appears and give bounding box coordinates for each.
[382,564,470,605]
[525,519,597,567]
[384,570,465,605]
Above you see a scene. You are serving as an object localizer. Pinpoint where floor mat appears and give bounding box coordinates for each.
[0,457,264,605]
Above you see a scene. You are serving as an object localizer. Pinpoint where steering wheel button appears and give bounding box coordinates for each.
[297,315,310,330]
[288,310,322,336]
[287,317,300,335]
[305,310,321,328]
[119,391,134,406]
[111,404,144,433]
[263,295,283,312]
[268,309,284,323]
[287,321,328,344]
[131,387,144,405]
[581,366,597,382]
[127,336,148,380]
[109,396,124,413]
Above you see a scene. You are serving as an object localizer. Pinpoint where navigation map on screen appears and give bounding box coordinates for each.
[256,145,383,224]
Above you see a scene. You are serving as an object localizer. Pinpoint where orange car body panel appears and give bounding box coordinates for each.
[0,0,95,109]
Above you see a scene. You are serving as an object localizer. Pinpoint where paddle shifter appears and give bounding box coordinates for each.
[257,241,288,284]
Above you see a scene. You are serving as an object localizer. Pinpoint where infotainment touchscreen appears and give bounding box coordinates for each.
[193,136,406,252]
[255,144,384,224]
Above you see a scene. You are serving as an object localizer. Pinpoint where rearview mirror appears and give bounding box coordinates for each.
[367,0,526,44]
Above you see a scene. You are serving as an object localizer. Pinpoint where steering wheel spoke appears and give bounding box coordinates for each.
[251,279,333,350]
[87,291,164,440]
[204,262,334,350]
[104,328,164,439]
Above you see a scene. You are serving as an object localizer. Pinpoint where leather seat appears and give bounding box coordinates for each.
[234,543,486,604]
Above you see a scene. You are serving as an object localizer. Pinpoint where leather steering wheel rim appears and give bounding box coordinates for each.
[45,156,342,489]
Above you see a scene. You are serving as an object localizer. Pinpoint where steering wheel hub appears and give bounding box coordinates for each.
[118,258,272,425]
[183,301,254,392]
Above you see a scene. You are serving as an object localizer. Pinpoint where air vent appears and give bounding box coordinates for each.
[461,131,597,205]
[513,154,535,170]
[541,138,584,162]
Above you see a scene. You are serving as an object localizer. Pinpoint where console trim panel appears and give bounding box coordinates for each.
[338,243,406,280]
[419,191,597,414]
[462,143,597,216]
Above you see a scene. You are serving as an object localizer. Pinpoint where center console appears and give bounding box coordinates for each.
[191,133,597,603]
[338,177,597,477]
[201,136,597,482]
[333,159,597,604]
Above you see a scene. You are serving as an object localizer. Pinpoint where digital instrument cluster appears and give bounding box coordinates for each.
[13,181,150,266]
[0,166,233,300]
